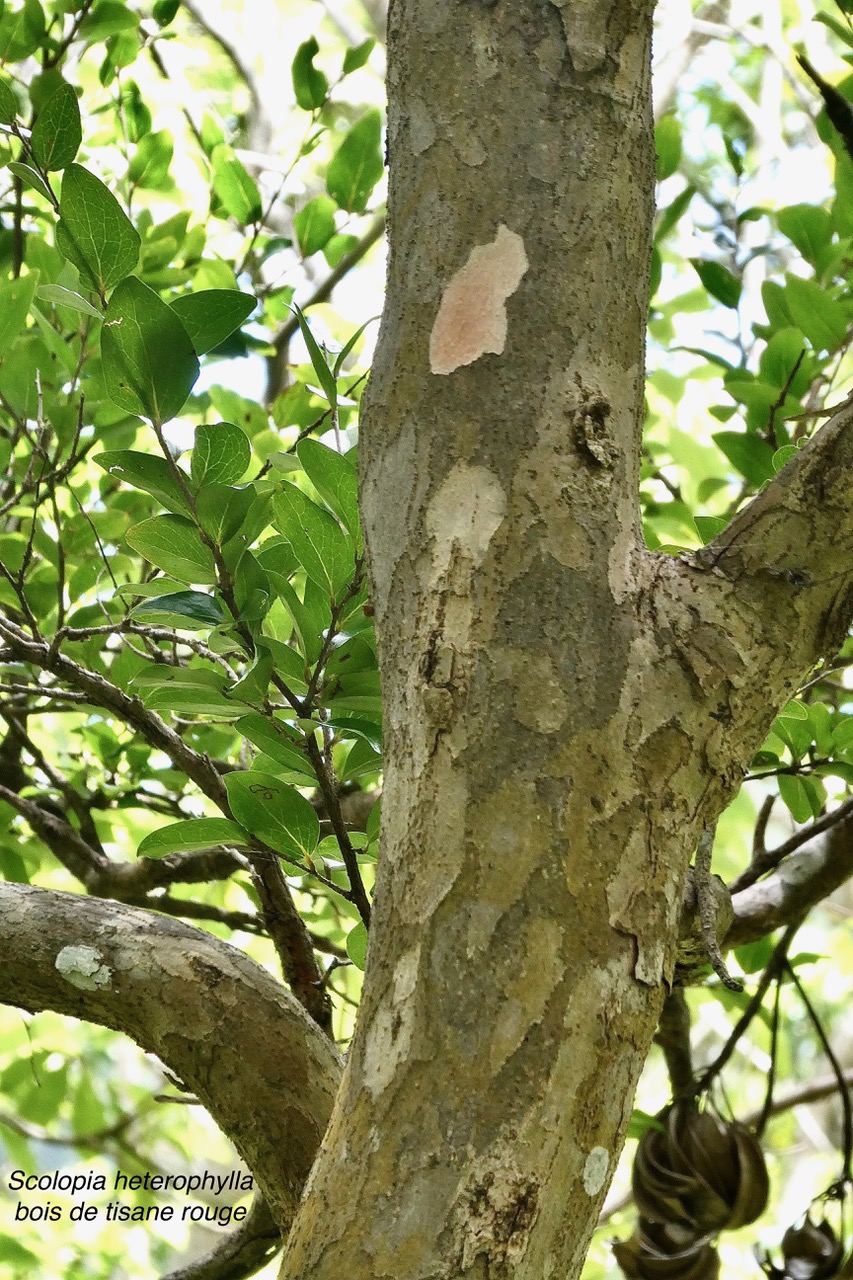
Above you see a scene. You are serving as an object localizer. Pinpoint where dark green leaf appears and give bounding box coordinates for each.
[290,304,338,406]
[346,921,368,969]
[30,82,81,170]
[95,449,192,516]
[655,184,695,243]
[326,109,383,213]
[192,421,251,487]
[297,438,359,534]
[655,114,681,180]
[292,36,328,110]
[196,483,255,545]
[170,289,255,356]
[224,770,319,860]
[712,431,775,487]
[101,276,199,423]
[8,161,54,202]
[272,480,354,596]
[343,38,374,75]
[125,514,216,584]
[57,164,140,296]
[235,713,313,777]
[138,817,248,859]
[690,258,742,308]
[784,274,847,351]
[37,283,102,319]
[132,590,225,628]
[211,145,262,224]
[294,195,336,257]
[132,666,246,718]
[0,273,38,348]
[0,76,17,123]
[153,0,180,25]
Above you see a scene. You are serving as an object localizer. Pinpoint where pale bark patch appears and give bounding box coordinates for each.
[55,944,112,991]
[426,462,506,577]
[429,225,528,375]
[363,944,421,1095]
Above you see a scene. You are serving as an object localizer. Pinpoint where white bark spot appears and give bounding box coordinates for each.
[429,225,528,375]
[583,1147,609,1196]
[55,944,112,991]
[426,462,506,578]
[363,945,421,1095]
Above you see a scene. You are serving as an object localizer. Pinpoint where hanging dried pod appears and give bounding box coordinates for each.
[758,1213,846,1280]
[613,1220,721,1280]
[632,1103,769,1233]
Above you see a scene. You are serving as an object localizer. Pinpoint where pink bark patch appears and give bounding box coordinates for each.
[429,225,528,376]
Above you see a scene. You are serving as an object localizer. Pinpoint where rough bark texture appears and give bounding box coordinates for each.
[276,5,853,1279]
[0,885,340,1233]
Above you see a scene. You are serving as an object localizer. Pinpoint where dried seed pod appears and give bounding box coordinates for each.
[633,1104,769,1234]
[759,1214,845,1280]
[614,1220,721,1280]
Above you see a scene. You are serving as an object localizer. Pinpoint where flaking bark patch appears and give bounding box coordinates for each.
[429,225,528,375]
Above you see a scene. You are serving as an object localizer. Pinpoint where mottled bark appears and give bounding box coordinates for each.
[277,5,853,1279]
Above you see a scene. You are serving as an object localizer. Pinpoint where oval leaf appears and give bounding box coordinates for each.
[125,514,216,584]
[191,421,251,487]
[326,109,383,213]
[30,82,81,171]
[138,818,248,859]
[224,770,320,860]
[170,289,255,356]
[57,164,141,296]
[102,276,199,423]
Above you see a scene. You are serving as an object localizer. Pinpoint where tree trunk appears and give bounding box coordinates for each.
[278,5,853,1277]
[280,6,665,1277]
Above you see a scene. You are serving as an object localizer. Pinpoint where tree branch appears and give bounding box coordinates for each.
[0,884,340,1232]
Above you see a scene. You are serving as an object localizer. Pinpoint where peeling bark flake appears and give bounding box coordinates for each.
[429,225,528,375]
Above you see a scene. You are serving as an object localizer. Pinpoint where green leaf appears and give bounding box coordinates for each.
[127,128,173,188]
[0,76,17,123]
[211,145,262,224]
[8,161,54,202]
[132,666,246,718]
[776,203,833,264]
[0,272,38,348]
[293,195,336,257]
[56,164,141,296]
[196,483,255,545]
[101,276,199,423]
[690,259,742,309]
[296,438,359,535]
[169,289,255,356]
[153,0,180,23]
[235,713,313,777]
[778,773,818,824]
[224,770,320,860]
[655,184,695,244]
[132,590,225,628]
[95,449,192,516]
[36,283,102,319]
[138,817,248,859]
[30,82,81,170]
[292,36,328,110]
[290,304,338,406]
[712,431,776,487]
[655,114,681,180]
[192,421,251,487]
[125,514,216,584]
[326,109,383,213]
[272,481,354,596]
[346,921,368,970]
[784,274,848,351]
[694,515,728,546]
[343,38,374,75]
[79,1,138,41]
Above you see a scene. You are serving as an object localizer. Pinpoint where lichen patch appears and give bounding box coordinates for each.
[429,225,528,375]
[55,944,112,991]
